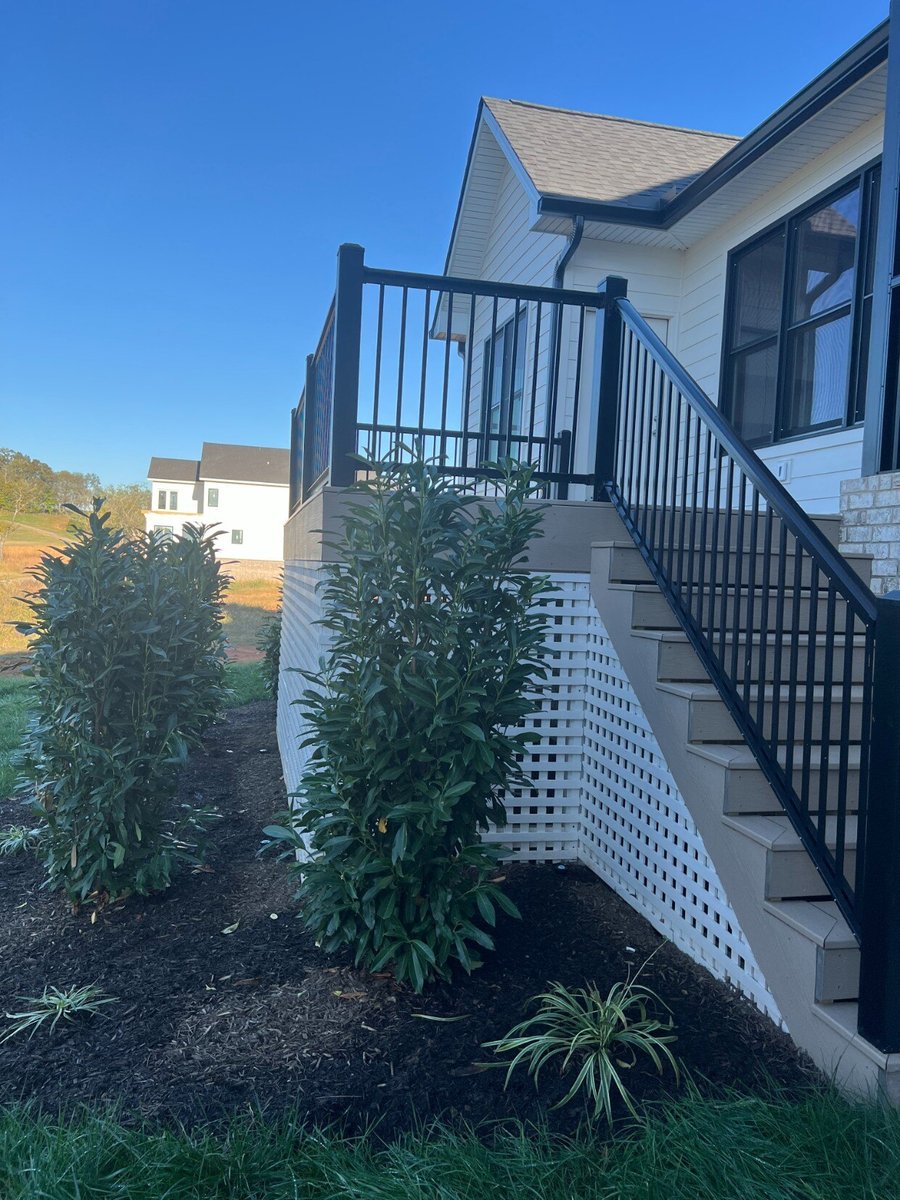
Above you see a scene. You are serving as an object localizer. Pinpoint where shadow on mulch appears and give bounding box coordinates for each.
[0,702,819,1137]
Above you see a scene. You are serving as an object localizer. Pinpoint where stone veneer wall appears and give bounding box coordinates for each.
[840,471,900,596]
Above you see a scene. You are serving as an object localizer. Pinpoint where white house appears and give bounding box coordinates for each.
[145,442,289,561]
[278,16,900,1097]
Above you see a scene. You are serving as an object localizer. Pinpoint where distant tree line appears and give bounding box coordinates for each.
[0,449,151,558]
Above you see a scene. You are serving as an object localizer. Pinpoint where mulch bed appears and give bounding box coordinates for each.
[0,702,818,1136]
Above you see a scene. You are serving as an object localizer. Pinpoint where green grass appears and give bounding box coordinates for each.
[0,676,30,801]
[224,661,269,706]
[0,1086,898,1199]
[0,665,267,802]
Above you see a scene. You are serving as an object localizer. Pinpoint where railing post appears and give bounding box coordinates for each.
[301,355,315,504]
[858,590,900,1052]
[592,275,628,501]
[289,402,299,511]
[556,429,572,500]
[330,243,365,488]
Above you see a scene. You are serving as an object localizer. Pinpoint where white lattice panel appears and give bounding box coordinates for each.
[277,561,327,799]
[579,606,778,1019]
[277,558,777,1019]
[484,575,591,863]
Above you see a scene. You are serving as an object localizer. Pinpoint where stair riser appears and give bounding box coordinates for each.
[686,695,862,744]
[633,588,834,634]
[613,511,843,550]
[817,945,860,1003]
[609,545,872,590]
[656,638,867,685]
[721,767,860,816]
[766,848,857,901]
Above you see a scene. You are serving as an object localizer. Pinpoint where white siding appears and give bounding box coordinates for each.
[202,479,288,560]
[466,163,565,452]
[145,476,203,538]
[144,475,288,560]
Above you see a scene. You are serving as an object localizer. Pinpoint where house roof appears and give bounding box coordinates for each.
[198,442,290,486]
[483,98,738,211]
[147,457,199,484]
[445,19,888,270]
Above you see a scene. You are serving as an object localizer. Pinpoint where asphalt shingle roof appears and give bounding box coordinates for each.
[199,442,290,486]
[484,98,739,209]
[147,457,200,484]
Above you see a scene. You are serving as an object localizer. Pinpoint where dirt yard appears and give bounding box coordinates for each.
[0,701,817,1136]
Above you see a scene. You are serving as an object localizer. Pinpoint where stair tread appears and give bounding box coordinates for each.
[764,899,857,949]
[687,741,862,770]
[658,680,865,703]
[633,627,868,647]
[594,537,873,563]
[722,812,858,851]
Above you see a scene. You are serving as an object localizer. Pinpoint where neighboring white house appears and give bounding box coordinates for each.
[145,442,289,560]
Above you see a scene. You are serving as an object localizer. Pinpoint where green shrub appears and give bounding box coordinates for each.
[267,458,552,991]
[17,500,229,903]
[256,600,282,699]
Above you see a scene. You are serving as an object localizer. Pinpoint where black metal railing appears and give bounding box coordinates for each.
[289,244,612,506]
[598,293,900,1052]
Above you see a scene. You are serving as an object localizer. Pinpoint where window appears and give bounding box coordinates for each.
[207,487,219,507]
[169,491,179,510]
[157,490,167,510]
[231,529,243,545]
[154,525,173,538]
[723,164,880,446]
[482,310,527,456]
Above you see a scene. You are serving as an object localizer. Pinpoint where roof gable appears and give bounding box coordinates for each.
[484,98,737,210]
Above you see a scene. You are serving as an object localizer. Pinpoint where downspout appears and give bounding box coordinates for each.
[553,215,585,289]
[547,216,584,497]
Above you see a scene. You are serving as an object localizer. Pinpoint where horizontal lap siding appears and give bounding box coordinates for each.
[677,115,884,513]
[467,164,563,442]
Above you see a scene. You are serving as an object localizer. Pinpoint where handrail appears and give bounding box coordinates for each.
[615,299,878,622]
[363,265,608,310]
[602,290,878,953]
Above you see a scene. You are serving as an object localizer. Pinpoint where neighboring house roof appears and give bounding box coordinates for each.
[147,457,199,483]
[483,98,738,211]
[198,442,290,486]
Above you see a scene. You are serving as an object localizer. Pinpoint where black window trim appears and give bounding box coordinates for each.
[721,156,882,450]
[481,308,528,455]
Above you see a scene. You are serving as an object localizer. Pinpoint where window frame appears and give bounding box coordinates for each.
[481,309,528,457]
[721,159,881,449]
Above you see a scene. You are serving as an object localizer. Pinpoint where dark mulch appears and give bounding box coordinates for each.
[0,702,818,1135]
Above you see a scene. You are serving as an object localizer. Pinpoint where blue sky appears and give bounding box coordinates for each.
[1,0,890,484]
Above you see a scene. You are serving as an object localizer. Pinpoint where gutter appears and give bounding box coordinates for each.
[536,19,889,232]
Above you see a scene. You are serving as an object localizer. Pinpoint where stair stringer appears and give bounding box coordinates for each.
[589,533,900,1100]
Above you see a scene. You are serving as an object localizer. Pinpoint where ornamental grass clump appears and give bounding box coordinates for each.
[17,500,229,903]
[484,967,679,1123]
[267,458,552,991]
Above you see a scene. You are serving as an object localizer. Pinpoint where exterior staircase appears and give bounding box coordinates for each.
[589,510,900,1097]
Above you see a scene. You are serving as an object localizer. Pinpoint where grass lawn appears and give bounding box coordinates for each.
[0,665,268,804]
[0,1086,898,1199]
[0,515,281,660]
[222,574,281,656]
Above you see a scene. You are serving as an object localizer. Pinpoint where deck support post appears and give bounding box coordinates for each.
[858,590,900,1053]
[593,275,628,501]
